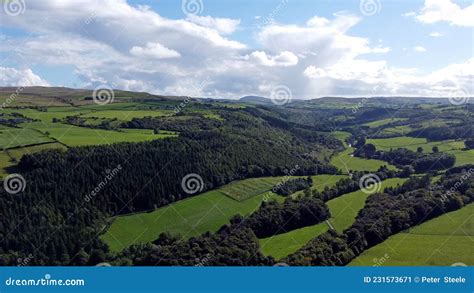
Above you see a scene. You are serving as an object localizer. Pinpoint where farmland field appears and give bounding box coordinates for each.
[0,127,53,149]
[79,109,173,121]
[331,147,397,173]
[259,222,328,260]
[448,149,474,166]
[220,177,284,201]
[349,204,474,266]
[102,183,285,252]
[20,122,177,147]
[291,174,348,197]
[363,118,408,127]
[326,178,407,232]
[367,137,464,153]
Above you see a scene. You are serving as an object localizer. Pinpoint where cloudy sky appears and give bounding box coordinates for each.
[0,0,472,99]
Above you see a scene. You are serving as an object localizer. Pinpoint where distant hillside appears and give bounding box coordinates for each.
[240,95,273,105]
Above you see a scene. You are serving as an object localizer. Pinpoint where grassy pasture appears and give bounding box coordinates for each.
[349,204,474,266]
[101,189,285,252]
[447,149,474,166]
[220,177,283,201]
[7,142,67,161]
[363,118,408,127]
[79,109,173,121]
[327,178,407,232]
[20,122,177,147]
[331,147,397,173]
[0,127,53,149]
[259,222,329,260]
[367,137,464,153]
[291,174,348,197]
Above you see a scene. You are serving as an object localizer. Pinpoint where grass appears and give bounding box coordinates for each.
[367,137,464,153]
[7,142,67,161]
[327,178,407,232]
[331,147,397,173]
[220,177,284,201]
[0,127,53,149]
[447,149,474,166]
[20,122,177,147]
[79,109,173,121]
[259,222,329,260]
[363,118,408,127]
[0,151,13,178]
[349,204,474,266]
[101,186,285,252]
[292,175,348,197]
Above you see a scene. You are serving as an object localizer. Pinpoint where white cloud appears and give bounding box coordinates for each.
[402,11,416,17]
[0,67,50,86]
[429,32,444,37]
[130,42,181,59]
[248,51,298,67]
[0,1,471,98]
[413,46,427,52]
[186,15,240,35]
[415,0,474,27]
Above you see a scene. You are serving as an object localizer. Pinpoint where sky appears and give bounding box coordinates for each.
[0,0,473,99]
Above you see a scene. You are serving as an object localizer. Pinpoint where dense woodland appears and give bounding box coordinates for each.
[0,93,473,266]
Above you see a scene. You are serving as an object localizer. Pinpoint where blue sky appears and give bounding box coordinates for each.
[0,0,472,98]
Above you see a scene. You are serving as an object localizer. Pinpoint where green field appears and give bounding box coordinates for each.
[101,180,287,252]
[367,137,464,153]
[80,109,173,121]
[331,147,397,173]
[0,127,53,149]
[259,222,329,260]
[448,149,474,166]
[363,118,408,128]
[220,177,284,201]
[20,122,177,147]
[349,204,474,266]
[327,178,407,232]
[7,143,67,161]
[292,175,348,197]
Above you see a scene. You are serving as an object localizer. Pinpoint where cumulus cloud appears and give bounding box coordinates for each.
[0,67,50,86]
[186,15,240,35]
[0,1,471,98]
[130,42,181,59]
[248,51,298,67]
[414,0,474,27]
[429,32,444,37]
[413,46,427,52]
